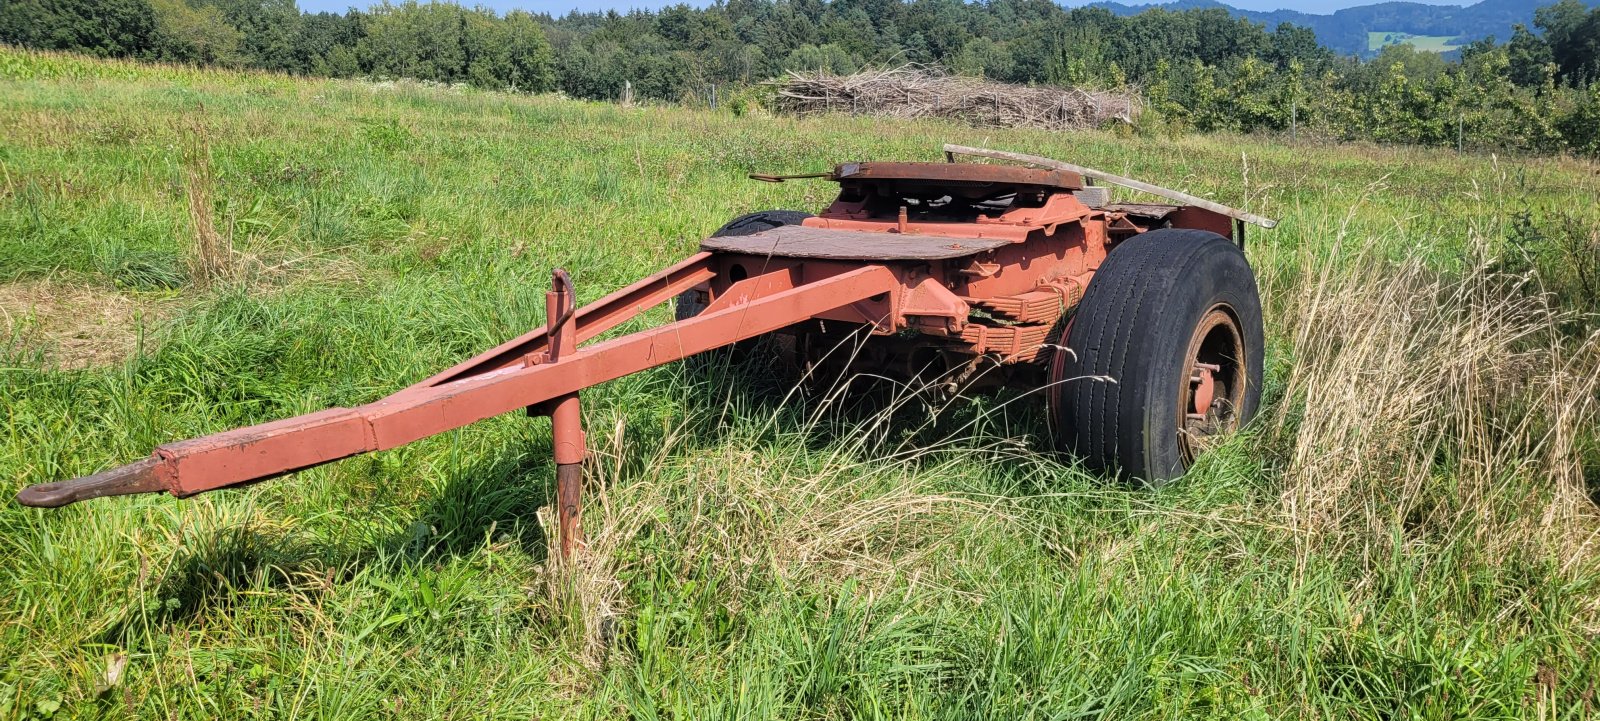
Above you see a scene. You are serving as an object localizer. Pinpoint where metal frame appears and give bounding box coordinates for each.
[17,145,1276,563]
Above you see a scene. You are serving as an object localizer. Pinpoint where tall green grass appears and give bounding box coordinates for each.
[2,48,1598,719]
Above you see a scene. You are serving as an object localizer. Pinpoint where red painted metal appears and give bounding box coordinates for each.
[17,264,896,507]
[546,270,585,557]
[16,153,1269,557]
[1190,363,1218,417]
[418,252,716,389]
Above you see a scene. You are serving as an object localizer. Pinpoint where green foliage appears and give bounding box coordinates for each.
[785,43,856,75]
[293,11,364,78]
[357,2,468,84]
[353,1,554,93]
[1505,24,1553,87]
[1506,208,1600,316]
[148,0,246,67]
[498,11,557,93]
[949,36,1013,80]
[0,0,158,58]
[1536,0,1600,84]
[1558,83,1600,156]
[7,0,1600,156]
[210,0,300,72]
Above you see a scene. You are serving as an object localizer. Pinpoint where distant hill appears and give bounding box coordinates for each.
[1090,0,1600,57]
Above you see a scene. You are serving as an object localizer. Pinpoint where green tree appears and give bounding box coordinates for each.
[1450,43,1561,153]
[462,7,509,88]
[555,40,627,100]
[1301,68,1360,140]
[1536,0,1600,84]
[149,0,245,66]
[1219,56,1284,132]
[358,1,467,84]
[1368,57,1439,144]
[1142,58,1190,133]
[1183,59,1225,132]
[294,10,364,77]
[0,0,158,57]
[501,11,556,92]
[785,43,856,75]
[1044,26,1106,88]
[1266,22,1327,72]
[1505,23,1553,88]
[208,0,299,71]
[1558,83,1600,156]
[818,8,876,61]
[951,37,1014,80]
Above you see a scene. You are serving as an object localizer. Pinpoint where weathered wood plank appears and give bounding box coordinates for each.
[702,225,1011,260]
[942,144,1278,229]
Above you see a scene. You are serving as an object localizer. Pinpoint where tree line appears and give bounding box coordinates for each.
[3,0,1600,156]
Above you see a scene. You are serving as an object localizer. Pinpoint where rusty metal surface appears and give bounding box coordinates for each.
[815,184,1094,238]
[15,457,168,507]
[1178,306,1246,465]
[545,269,585,559]
[701,225,1011,260]
[969,281,1085,324]
[834,161,1084,191]
[959,323,1054,362]
[1102,202,1181,218]
[555,462,584,559]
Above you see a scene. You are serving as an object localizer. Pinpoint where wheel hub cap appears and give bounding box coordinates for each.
[1179,306,1245,465]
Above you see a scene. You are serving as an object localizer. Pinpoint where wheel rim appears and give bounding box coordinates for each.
[1178,304,1247,466]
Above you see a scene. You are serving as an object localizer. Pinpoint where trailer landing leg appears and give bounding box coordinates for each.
[546,270,586,560]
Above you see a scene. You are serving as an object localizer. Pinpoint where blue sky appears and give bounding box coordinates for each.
[295,0,1474,17]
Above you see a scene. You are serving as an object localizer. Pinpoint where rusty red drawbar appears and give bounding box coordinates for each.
[17,146,1276,558]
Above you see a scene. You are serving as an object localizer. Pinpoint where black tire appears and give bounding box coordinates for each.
[1049,228,1263,484]
[675,210,814,320]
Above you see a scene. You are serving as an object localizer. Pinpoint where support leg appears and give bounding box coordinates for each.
[547,270,586,559]
[551,393,585,559]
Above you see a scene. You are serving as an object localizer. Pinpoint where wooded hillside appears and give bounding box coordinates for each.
[4,0,1600,156]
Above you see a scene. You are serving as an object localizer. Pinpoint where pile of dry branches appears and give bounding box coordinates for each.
[772,65,1140,131]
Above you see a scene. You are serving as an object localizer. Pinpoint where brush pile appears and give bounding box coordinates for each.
[771,65,1140,131]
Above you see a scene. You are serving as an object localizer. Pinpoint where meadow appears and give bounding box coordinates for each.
[1366,31,1463,53]
[2,49,1599,719]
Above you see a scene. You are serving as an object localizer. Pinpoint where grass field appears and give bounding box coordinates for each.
[1367,31,1463,53]
[3,49,1600,719]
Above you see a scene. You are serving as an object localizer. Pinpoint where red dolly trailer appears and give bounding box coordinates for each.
[16,145,1276,559]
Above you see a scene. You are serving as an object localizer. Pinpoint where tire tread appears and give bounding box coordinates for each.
[1053,228,1263,483]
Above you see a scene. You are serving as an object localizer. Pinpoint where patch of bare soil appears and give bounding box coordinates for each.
[0,279,166,369]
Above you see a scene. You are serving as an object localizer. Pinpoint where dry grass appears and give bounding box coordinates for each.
[773,65,1141,131]
[541,372,1015,672]
[181,114,234,288]
[0,278,165,368]
[1266,231,1600,575]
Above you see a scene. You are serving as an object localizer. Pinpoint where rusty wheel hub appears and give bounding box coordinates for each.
[1179,305,1246,465]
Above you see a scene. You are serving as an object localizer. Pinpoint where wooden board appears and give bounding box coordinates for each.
[1103,202,1181,218]
[943,144,1278,229]
[702,225,1011,260]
